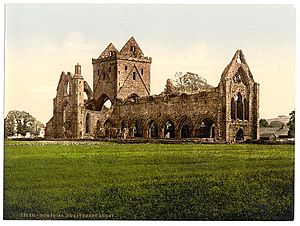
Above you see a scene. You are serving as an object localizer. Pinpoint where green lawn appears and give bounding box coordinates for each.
[4,141,294,220]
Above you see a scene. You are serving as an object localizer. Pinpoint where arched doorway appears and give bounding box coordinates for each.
[149,120,159,138]
[181,120,192,138]
[134,120,143,137]
[196,118,215,138]
[236,129,244,141]
[164,119,175,138]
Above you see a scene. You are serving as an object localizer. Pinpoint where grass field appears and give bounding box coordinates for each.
[4,141,294,220]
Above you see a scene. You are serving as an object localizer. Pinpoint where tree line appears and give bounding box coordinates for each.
[4,110,45,138]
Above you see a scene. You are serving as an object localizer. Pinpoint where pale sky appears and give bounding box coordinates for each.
[5,4,295,124]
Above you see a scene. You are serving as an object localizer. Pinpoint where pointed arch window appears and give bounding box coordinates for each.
[231,97,236,120]
[244,98,249,120]
[237,93,243,120]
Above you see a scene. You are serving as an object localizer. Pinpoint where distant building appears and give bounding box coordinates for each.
[260,133,277,141]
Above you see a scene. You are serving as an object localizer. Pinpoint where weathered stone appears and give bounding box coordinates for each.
[45,38,259,143]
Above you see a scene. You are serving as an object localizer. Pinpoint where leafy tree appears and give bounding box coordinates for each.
[173,71,213,93]
[287,110,295,138]
[4,110,45,137]
[259,119,269,127]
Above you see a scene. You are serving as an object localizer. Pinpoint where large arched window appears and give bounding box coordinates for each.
[149,120,158,138]
[231,97,236,120]
[237,93,243,120]
[66,81,70,95]
[164,119,175,138]
[196,118,215,138]
[244,98,249,120]
[85,113,90,134]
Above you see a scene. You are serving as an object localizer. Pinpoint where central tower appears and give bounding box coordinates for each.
[92,37,152,111]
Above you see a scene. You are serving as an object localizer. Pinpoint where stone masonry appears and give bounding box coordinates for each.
[45,37,259,142]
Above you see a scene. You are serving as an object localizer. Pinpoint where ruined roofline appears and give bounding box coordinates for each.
[219,49,254,82]
[119,36,144,56]
[92,55,152,64]
[115,87,218,105]
[95,36,147,61]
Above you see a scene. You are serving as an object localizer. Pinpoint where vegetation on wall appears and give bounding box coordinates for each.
[172,71,213,93]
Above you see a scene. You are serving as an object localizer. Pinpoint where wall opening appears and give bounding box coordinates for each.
[244,98,249,120]
[103,99,112,109]
[149,120,158,138]
[125,93,140,104]
[231,97,235,120]
[66,82,70,95]
[196,118,215,138]
[236,129,244,141]
[134,120,143,137]
[164,119,175,138]
[95,94,112,111]
[237,92,243,120]
[85,113,90,134]
[104,119,114,138]
[96,120,101,136]
[181,120,192,138]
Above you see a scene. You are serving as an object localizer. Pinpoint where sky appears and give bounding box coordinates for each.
[5,4,295,124]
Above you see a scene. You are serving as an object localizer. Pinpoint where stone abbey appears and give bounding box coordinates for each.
[45,37,259,142]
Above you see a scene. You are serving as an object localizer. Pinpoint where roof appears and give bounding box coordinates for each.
[98,43,119,59]
[259,127,289,137]
[260,133,277,138]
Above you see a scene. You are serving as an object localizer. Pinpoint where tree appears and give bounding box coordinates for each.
[287,110,295,138]
[4,110,45,138]
[172,71,213,93]
[259,119,269,127]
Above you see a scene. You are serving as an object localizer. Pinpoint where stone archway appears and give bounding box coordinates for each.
[163,119,175,138]
[149,120,159,138]
[236,129,244,141]
[133,119,143,137]
[195,118,215,138]
[95,94,113,111]
[179,117,193,138]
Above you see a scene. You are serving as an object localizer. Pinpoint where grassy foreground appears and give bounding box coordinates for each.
[4,141,294,220]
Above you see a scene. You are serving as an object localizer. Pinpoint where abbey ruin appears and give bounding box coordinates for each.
[45,37,259,142]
